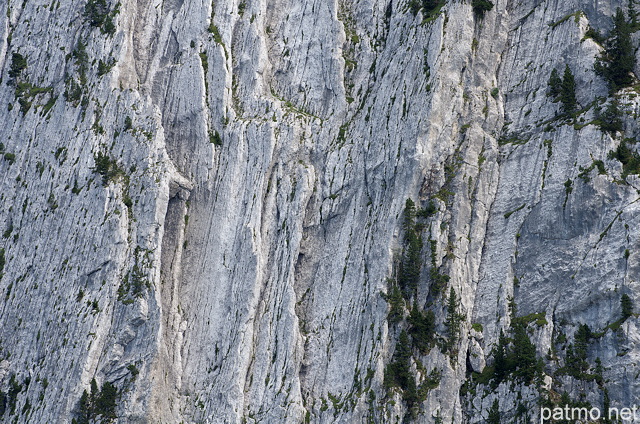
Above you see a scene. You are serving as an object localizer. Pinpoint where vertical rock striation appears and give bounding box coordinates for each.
[0,0,638,422]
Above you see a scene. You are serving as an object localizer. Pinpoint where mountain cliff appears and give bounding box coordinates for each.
[0,0,639,422]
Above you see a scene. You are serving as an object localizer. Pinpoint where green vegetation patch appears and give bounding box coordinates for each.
[408,0,445,20]
[549,11,584,29]
[472,0,494,17]
[609,138,640,178]
[504,203,526,219]
[93,152,126,186]
[8,53,27,80]
[74,378,118,423]
[84,0,120,35]
[578,160,606,182]
[117,246,152,304]
[595,8,636,92]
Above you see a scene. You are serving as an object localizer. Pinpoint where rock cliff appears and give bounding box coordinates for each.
[0,0,639,422]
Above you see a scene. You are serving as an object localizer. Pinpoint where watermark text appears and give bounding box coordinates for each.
[541,405,640,423]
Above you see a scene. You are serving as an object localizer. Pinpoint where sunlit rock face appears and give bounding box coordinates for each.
[0,0,638,422]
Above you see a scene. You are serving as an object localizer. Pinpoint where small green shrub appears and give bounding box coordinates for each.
[85,0,109,26]
[97,58,116,76]
[609,139,640,177]
[209,130,222,146]
[584,26,605,44]
[64,78,83,103]
[564,178,573,195]
[85,0,119,35]
[408,0,444,18]
[42,95,57,115]
[48,193,58,210]
[7,375,23,415]
[127,364,139,379]
[472,0,494,16]
[72,180,82,194]
[123,116,133,131]
[2,224,13,239]
[578,160,607,181]
[504,203,526,219]
[3,153,16,164]
[8,53,27,80]
[72,39,89,86]
[199,51,209,95]
[123,193,133,208]
[417,201,437,218]
[93,152,125,185]
[597,99,623,133]
[117,247,151,303]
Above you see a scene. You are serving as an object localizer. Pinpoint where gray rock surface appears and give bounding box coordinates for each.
[0,0,639,422]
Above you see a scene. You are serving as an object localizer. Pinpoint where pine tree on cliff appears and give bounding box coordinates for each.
[621,293,634,320]
[595,8,636,91]
[548,68,562,98]
[492,330,509,385]
[560,65,577,114]
[399,199,422,297]
[445,287,465,352]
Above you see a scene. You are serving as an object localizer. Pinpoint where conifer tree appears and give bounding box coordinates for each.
[548,68,562,98]
[423,0,440,13]
[95,382,118,419]
[386,282,405,324]
[569,324,592,375]
[76,391,90,424]
[560,65,577,114]
[598,99,623,133]
[384,331,418,405]
[402,198,416,234]
[408,302,435,353]
[399,199,422,297]
[493,330,508,384]
[621,293,634,320]
[511,322,538,383]
[595,8,636,91]
[445,288,465,351]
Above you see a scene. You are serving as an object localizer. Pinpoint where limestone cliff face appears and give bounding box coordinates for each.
[0,0,638,422]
